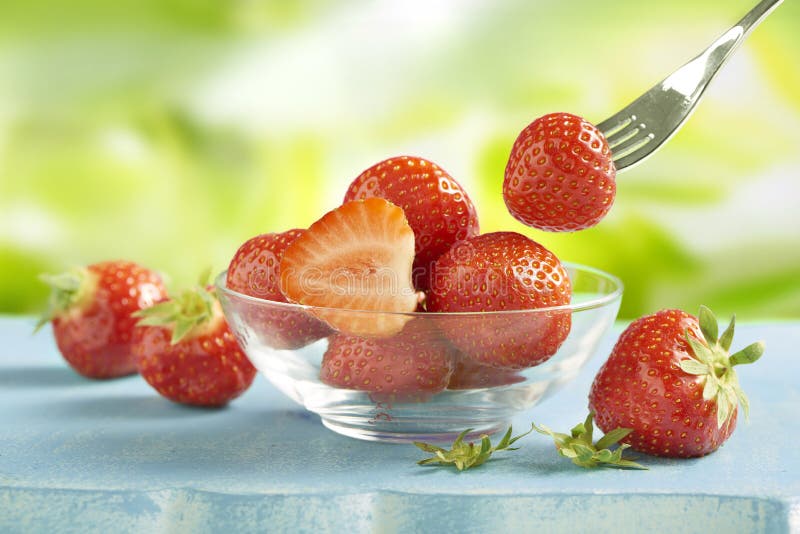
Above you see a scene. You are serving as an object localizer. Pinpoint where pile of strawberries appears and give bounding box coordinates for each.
[41,112,763,460]
[39,261,257,406]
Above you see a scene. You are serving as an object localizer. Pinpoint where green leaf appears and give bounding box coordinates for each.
[702,376,719,401]
[133,284,216,344]
[573,443,595,464]
[719,315,736,352]
[595,427,632,451]
[716,396,730,429]
[734,386,751,421]
[698,305,718,346]
[680,359,709,376]
[730,342,765,366]
[615,459,648,470]
[39,271,82,292]
[413,442,445,454]
[495,426,514,449]
[685,331,712,363]
[35,267,91,332]
[570,421,587,440]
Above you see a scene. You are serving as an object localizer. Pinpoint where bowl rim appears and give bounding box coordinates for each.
[215,262,623,317]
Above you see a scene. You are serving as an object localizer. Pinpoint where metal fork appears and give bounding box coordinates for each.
[597,0,783,172]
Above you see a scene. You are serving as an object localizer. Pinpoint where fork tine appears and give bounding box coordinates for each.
[611,133,658,168]
[606,124,642,149]
[597,0,782,172]
[610,121,654,151]
[597,114,635,138]
[611,128,656,158]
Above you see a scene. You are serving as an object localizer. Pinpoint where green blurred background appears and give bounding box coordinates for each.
[1,0,798,320]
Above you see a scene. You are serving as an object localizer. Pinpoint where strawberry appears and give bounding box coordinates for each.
[133,285,256,406]
[280,198,420,337]
[588,306,764,458]
[427,232,572,369]
[503,112,616,232]
[38,260,167,379]
[319,319,455,401]
[446,355,524,390]
[343,155,480,291]
[226,230,331,349]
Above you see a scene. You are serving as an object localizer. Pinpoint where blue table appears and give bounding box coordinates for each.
[1,316,798,533]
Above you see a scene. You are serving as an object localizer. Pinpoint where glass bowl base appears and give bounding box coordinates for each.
[320,415,510,444]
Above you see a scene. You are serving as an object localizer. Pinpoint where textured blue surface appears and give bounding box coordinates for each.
[1,316,798,533]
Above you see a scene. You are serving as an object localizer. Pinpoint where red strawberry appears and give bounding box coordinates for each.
[446,355,525,390]
[427,232,572,369]
[133,285,257,406]
[39,260,167,378]
[588,306,764,458]
[503,112,616,232]
[343,156,480,291]
[226,230,331,349]
[280,198,420,337]
[320,319,455,401]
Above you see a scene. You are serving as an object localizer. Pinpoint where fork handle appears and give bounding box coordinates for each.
[670,0,784,99]
[737,0,783,39]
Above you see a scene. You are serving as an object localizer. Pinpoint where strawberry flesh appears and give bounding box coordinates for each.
[280,198,419,337]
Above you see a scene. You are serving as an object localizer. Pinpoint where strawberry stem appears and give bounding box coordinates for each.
[134,284,216,344]
[679,305,765,428]
[533,412,646,469]
[414,425,534,471]
[36,267,95,331]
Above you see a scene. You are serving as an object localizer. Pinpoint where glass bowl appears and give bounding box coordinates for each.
[215,263,622,443]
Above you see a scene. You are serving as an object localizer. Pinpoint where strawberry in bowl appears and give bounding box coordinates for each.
[215,156,623,443]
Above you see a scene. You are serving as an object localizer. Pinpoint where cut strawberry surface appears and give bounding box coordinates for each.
[280,198,419,337]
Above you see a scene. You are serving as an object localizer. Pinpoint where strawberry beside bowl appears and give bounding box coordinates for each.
[215,263,622,443]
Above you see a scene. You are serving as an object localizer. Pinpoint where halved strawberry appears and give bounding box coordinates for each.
[343,156,480,291]
[226,230,331,349]
[280,198,420,337]
[427,232,572,369]
[320,319,455,402]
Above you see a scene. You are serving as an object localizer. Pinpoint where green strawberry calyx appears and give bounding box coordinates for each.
[679,305,765,429]
[414,425,534,471]
[533,412,646,469]
[36,267,97,331]
[134,277,217,345]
